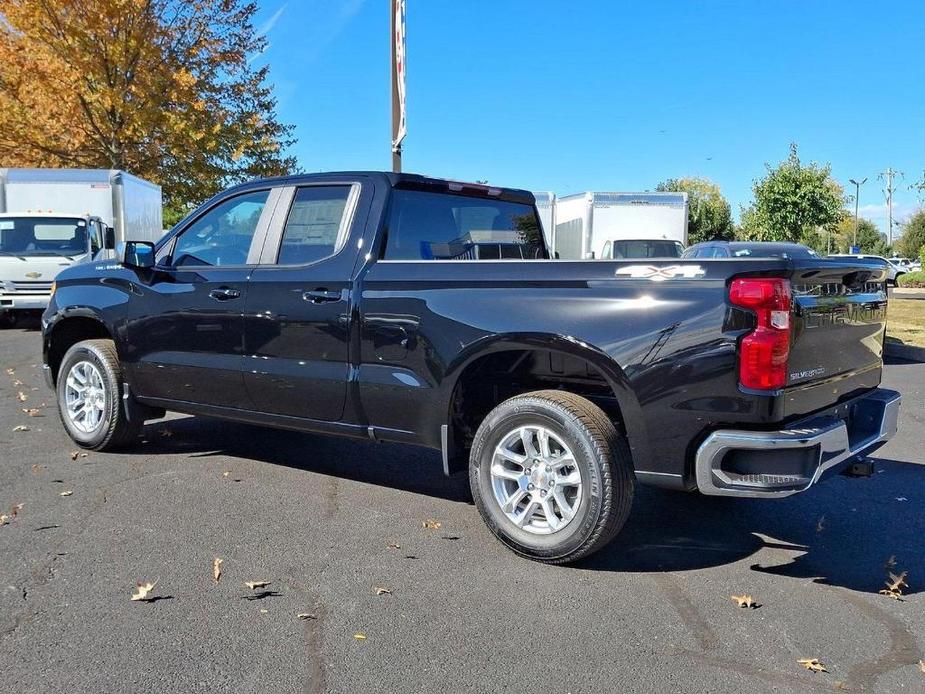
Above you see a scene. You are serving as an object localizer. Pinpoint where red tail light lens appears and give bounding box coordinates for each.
[729,278,792,390]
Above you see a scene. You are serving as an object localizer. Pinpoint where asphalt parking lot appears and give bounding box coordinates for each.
[1,320,923,693]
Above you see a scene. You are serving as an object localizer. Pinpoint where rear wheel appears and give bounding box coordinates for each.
[469,390,634,564]
[56,339,141,450]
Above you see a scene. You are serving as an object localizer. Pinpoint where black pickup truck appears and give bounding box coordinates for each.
[41,172,902,563]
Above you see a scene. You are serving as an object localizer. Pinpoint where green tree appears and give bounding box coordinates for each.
[0,0,298,213]
[832,216,884,254]
[655,177,733,244]
[895,210,925,258]
[738,144,845,244]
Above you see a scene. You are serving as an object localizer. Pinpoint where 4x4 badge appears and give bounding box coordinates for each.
[614,265,705,281]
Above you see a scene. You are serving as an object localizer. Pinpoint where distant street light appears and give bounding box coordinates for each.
[848,177,867,248]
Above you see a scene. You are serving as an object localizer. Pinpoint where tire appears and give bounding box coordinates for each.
[56,339,141,451]
[469,390,634,564]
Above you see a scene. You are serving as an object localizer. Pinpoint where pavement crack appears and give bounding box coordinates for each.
[839,589,923,691]
[651,573,719,651]
[302,597,327,694]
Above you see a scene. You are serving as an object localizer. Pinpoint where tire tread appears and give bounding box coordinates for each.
[470,389,634,564]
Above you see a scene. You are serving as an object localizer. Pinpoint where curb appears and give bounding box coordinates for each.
[885,341,925,363]
[892,288,925,300]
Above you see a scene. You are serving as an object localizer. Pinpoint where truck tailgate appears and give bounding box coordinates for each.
[784,261,888,413]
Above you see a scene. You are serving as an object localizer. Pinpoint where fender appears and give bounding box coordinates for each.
[438,331,652,474]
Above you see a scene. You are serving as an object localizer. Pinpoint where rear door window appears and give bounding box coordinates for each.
[383,189,546,260]
[276,186,352,265]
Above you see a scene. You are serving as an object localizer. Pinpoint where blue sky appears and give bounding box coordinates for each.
[252,0,925,239]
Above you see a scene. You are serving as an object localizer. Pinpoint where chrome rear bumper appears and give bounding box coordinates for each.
[695,388,901,498]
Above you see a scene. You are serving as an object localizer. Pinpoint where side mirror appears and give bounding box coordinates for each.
[123,241,155,269]
[104,226,116,250]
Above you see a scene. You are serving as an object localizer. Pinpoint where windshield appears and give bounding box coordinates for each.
[0,217,89,257]
[611,240,683,258]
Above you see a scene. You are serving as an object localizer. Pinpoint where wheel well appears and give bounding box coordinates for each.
[47,318,113,385]
[448,349,627,459]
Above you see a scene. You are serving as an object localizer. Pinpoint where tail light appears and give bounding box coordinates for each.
[729,277,792,390]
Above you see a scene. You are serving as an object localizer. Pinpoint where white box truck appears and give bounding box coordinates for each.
[553,191,688,260]
[0,168,162,322]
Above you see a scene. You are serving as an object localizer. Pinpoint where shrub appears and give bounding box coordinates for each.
[898,271,925,288]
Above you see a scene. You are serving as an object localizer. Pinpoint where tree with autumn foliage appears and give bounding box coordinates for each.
[0,0,297,221]
[655,177,734,244]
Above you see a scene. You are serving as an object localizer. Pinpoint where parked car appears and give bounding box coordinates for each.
[891,257,921,273]
[682,241,819,259]
[41,173,902,563]
[828,254,905,286]
[0,168,162,321]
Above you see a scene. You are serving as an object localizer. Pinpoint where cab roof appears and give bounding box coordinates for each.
[219,171,537,206]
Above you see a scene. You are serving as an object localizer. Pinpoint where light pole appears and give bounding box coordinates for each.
[848,177,867,248]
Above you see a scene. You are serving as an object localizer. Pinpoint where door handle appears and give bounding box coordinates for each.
[209,287,241,301]
[303,289,342,304]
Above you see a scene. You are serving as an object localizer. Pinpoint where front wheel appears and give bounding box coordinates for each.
[469,390,634,564]
[56,339,141,450]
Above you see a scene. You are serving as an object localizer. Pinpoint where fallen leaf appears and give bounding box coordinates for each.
[11,503,23,517]
[815,516,826,533]
[222,471,230,478]
[12,425,29,432]
[918,659,924,673]
[879,589,903,600]
[797,658,827,673]
[245,580,271,591]
[422,519,441,530]
[16,391,28,402]
[0,514,10,525]
[260,608,268,614]
[5,368,14,376]
[22,408,43,417]
[353,633,367,641]
[297,613,317,620]
[884,555,897,570]
[213,557,223,583]
[12,379,23,386]
[885,571,909,593]
[31,464,42,473]
[69,451,88,461]
[59,491,73,497]
[131,580,158,601]
[386,542,401,550]
[374,586,392,595]
[730,594,757,609]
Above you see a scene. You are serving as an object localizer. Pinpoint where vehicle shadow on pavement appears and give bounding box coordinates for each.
[138,416,472,504]
[137,418,921,596]
[579,459,924,597]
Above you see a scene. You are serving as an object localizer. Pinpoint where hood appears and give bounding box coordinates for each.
[0,255,81,284]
